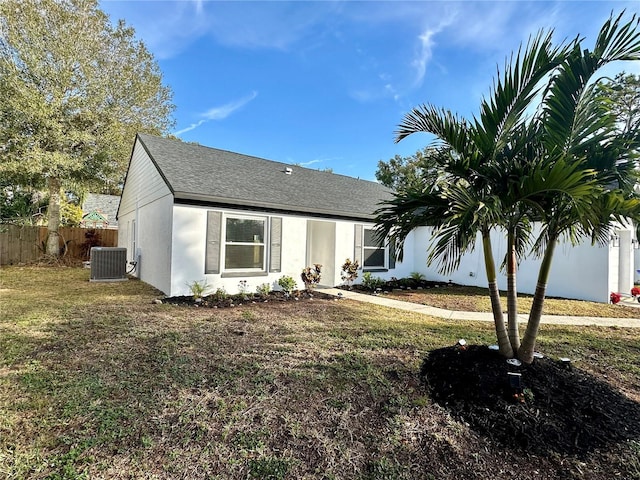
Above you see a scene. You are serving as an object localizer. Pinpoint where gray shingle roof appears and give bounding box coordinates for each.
[137,133,392,221]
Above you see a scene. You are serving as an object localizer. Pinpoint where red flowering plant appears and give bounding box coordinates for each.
[631,287,640,297]
[610,292,621,304]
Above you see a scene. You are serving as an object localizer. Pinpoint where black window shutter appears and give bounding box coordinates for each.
[354,224,363,265]
[389,238,396,269]
[205,211,222,274]
[269,217,282,272]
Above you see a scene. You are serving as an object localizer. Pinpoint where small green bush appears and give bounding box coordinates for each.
[362,271,385,291]
[211,287,228,302]
[410,271,426,281]
[256,283,271,298]
[277,275,297,294]
[186,279,209,300]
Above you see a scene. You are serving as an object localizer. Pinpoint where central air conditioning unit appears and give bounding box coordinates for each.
[90,247,127,282]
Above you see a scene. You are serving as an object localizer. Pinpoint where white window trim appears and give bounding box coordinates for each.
[221,213,268,273]
[363,226,388,270]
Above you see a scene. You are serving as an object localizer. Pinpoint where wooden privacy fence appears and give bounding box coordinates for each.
[0,225,118,265]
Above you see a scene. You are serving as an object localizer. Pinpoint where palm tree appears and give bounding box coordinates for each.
[376,31,569,358]
[376,12,640,362]
[517,11,640,363]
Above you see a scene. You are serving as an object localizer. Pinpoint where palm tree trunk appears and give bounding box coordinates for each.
[482,229,513,358]
[518,236,557,364]
[46,176,62,257]
[507,231,521,352]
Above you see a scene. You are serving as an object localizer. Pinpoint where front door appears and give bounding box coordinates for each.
[306,220,336,287]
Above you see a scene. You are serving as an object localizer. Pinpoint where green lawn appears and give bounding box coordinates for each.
[1,266,638,479]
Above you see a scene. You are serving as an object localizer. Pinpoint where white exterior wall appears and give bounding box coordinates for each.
[118,139,174,294]
[408,226,616,303]
[171,205,312,297]
[135,195,174,294]
[168,208,408,296]
[409,227,503,288]
[530,241,609,303]
[334,221,354,287]
[617,229,633,294]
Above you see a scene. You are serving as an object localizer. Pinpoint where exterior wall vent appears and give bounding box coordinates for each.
[90,247,127,282]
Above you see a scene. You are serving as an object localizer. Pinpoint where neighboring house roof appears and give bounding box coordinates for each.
[82,193,120,228]
[134,134,393,221]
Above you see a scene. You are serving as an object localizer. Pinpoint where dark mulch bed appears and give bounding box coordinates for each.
[161,290,333,308]
[421,345,640,456]
[339,278,453,293]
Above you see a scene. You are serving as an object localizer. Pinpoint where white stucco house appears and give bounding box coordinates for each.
[117,134,635,303]
[116,133,404,297]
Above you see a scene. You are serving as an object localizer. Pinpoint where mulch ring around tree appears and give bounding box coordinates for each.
[420,345,640,456]
[160,290,334,308]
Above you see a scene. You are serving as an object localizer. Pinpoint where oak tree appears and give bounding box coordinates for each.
[0,0,175,255]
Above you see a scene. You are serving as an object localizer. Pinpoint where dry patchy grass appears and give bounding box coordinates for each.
[383,285,640,318]
[0,266,639,479]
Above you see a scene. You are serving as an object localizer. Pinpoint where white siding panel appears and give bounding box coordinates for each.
[279,216,308,289]
[334,221,354,287]
[540,240,609,303]
[117,138,174,294]
[119,139,172,218]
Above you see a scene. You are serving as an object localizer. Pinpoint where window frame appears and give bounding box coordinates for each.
[362,226,388,270]
[221,213,268,274]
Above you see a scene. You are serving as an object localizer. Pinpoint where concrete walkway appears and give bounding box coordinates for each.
[319,287,640,328]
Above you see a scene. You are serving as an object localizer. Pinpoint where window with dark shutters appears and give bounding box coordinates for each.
[205,211,283,276]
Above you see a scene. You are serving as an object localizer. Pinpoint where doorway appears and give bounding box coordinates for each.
[306,220,336,287]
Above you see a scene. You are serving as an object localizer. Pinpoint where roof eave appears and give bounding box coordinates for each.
[173,192,378,222]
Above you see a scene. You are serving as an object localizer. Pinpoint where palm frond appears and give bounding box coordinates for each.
[395,105,472,157]
[425,187,502,274]
[374,189,449,262]
[541,11,640,157]
[475,29,571,155]
[594,11,640,64]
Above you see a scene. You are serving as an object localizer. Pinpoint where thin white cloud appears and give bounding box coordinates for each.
[174,119,207,136]
[299,159,321,168]
[410,9,458,88]
[193,0,204,15]
[412,30,437,88]
[202,91,258,120]
[173,91,258,136]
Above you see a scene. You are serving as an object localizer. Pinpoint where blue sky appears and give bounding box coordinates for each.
[100,1,639,181]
